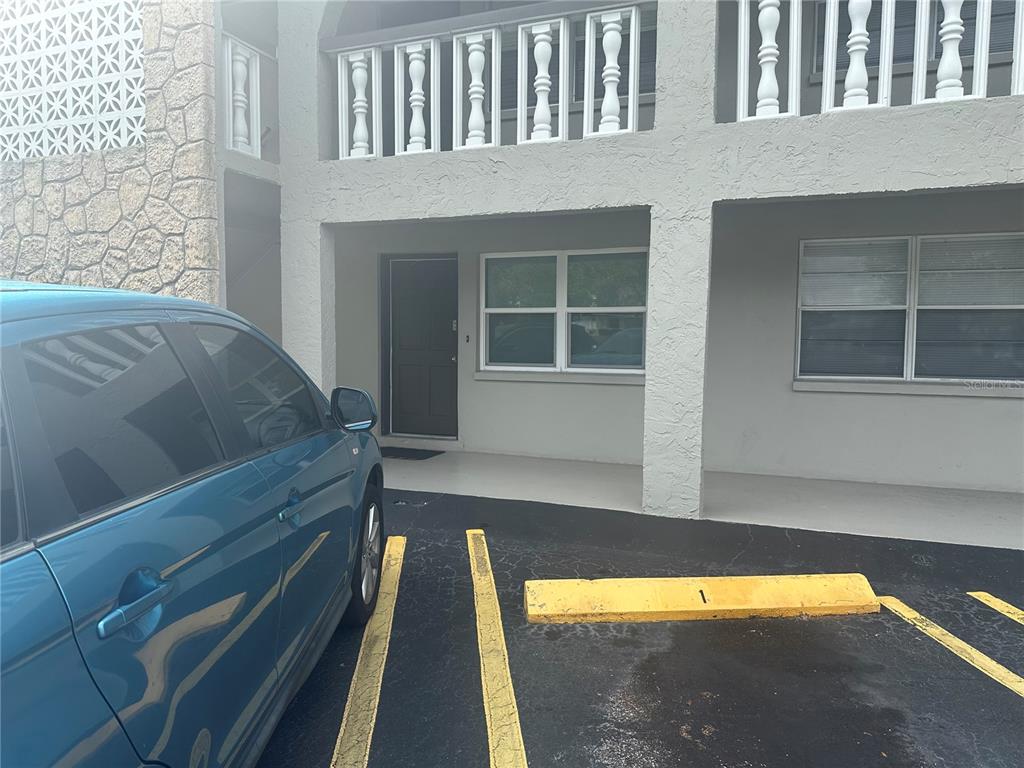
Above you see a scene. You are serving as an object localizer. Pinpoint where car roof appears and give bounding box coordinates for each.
[0,280,231,323]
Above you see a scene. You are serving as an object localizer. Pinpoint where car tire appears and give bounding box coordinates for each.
[343,483,383,627]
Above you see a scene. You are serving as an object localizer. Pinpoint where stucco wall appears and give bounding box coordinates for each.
[0,0,219,301]
[276,1,1024,517]
[705,189,1024,493]
[225,224,283,343]
[333,210,649,465]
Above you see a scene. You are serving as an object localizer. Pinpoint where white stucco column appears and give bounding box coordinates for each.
[278,1,336,390]
[281,219,336,389]
[642,202,714,518]
[651,0,718,130]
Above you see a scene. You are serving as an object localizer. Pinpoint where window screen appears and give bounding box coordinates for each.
[23,325,224,520]
[798,239,910,377]
[484,255,557,367]
[482,250,649,371]
[193,325,322,450]
[567,251,647,369]
[914,235,1024,380]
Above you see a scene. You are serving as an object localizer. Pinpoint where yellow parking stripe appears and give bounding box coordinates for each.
[466,530,529,768]
[967,591,1024,626]
[880,596,1024,698]
[331,536,407,768]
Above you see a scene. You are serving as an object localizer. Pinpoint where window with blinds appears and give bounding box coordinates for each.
[798,233,1024,381]
[915,235,1024,380]
[798,239,910,377]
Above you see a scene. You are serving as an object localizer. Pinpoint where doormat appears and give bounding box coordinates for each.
[381,447,445,461]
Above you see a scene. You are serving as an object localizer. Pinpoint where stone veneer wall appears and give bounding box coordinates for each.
[0,0,219,302]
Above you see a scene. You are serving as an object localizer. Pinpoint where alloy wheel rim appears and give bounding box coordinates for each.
[361,502,381,603]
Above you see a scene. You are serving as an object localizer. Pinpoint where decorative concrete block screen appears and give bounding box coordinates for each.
[0,0,145,161]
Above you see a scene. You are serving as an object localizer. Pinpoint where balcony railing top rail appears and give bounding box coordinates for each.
[320,0,634,53]
[327,1,656,160]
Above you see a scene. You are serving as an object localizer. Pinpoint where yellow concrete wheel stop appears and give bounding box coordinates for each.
[524,573,880,624]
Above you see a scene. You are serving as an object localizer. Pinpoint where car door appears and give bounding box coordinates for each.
[0,390,143,768]
[3,313,283,768]
[181,316,359,683]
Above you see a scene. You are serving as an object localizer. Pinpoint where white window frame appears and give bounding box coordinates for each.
[480,247,648,375]
[795,232,1024,385]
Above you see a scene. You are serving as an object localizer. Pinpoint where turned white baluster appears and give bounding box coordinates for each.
[349,52,370,156]
[231,45,251,151]
[755,0,781,116]
[531,24,553,140]
[935,0,965,99]
[406,44,427,152]
[598,12,623,132]
[465,34,487,146]
[44,339,119,381]
[843,0,872,107]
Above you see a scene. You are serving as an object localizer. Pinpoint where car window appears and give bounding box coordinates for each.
[1,402,20,548]
[22,325,224,521]
[191,324,321,451]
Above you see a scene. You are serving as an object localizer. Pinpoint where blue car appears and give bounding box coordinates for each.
[0,281,384,768]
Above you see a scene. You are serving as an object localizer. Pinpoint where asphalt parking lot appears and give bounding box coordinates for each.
[257,490,1024,768]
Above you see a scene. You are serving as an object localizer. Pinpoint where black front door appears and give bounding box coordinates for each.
[388,257,458,436]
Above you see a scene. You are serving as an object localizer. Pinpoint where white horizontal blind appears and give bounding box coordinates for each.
[914,234,1024,380]
[917,234,1024,306]
[800,239,910,307]
[798,238,910,378]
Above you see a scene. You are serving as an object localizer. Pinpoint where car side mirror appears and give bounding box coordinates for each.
[330,387,378,432]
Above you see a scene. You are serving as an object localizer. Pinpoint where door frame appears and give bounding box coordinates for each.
[379,253,459,438]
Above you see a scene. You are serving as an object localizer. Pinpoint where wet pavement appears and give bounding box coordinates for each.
[257,490,1024,768]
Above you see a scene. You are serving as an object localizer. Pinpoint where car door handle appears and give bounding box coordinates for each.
[278,488,303,527]
[97,580,174,639]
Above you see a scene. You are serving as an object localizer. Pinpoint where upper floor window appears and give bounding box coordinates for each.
[481,249,647,372]
[812,0,1017,74]
[797,234,1024,381]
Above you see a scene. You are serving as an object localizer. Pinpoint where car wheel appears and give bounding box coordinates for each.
[343,483,383,626]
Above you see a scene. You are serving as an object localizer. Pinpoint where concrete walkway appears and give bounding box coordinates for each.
[703,471,1024,551]
[383,450,643,513]
[383,451,1023,549]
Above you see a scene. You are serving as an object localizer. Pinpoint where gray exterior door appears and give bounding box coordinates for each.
[389,257,458,436]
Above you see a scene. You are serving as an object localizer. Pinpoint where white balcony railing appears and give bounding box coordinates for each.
[736,0,1024,121]
[328,2,648,159]
[223,32,275,159]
